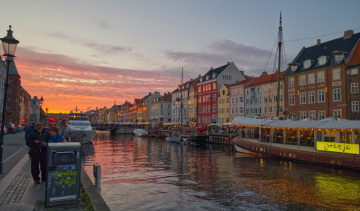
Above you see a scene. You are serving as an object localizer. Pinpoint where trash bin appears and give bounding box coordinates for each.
[45,142,81,207]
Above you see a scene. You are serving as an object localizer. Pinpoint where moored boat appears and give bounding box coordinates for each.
[63,112,96,144]
[165,135,182,142]
[232,117,360,168]
[133,129,148,137]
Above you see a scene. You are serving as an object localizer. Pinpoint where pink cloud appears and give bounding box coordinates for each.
[14,48,178,112]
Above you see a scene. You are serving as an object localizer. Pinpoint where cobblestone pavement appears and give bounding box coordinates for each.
[0,159,31,206]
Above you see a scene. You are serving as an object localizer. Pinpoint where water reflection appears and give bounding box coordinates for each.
[81,133,360,211]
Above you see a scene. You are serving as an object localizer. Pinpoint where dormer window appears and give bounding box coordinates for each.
[288,63,298,72]
[332,51,345,64]
[206,75,209,80]
[318,56,327,66]
[200,77,203,82]
[182,85,184,89]
[212,72,216,78]
[303,59,312,69]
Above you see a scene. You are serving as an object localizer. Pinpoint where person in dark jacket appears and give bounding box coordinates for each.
[25,122,36,158]
[48,126,65,143]
[26,122,50,184]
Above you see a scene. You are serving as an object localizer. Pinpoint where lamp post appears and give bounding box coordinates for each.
[40,95,44,108]
[0,25,19,173]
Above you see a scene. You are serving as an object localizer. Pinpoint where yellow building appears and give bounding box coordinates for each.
[261,72,285,119]
[218,84,231,123]
[188,84,197,126]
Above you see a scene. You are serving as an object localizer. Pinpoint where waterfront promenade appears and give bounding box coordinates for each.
[0,131,109,211]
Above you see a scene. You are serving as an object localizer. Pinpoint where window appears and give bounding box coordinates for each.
[300,111,307,120]
[334,53,344,64]
[231,98,234,104]
[221,108,224,113]
[213,105,216,112]
[333,88,341,101]
[300,92,306,104]
[318,90,325,103]
[226,108,229,113]
[318,110,326,120]
[219,109,221,114]
[219,99,221,104]
[213,94,216,101]
[239,107,243,113]
[308,91,315,103]
[317,71,325,83]
[269,107,273,113]
[350,68,358,75]
[274,96,277,102]
[309,111,316,120]
[299,75,306,86]
[303,59,312,69]
[352,101,359,112]
[264,107,267,113]
[264,97,267,103]
[198,87,201,93]
[351,83,359,93]
[239,97,243,103]
[235,98,238,104]
[226,98,229,103]
[333,109,342,119]
[288,77,294,87]
[222,99,224,104]
[318,56,327,66]
[308,73,315,84]
[289,94,295,105]
[332,68,341,80]
[235,108,239,114]
[231,108,234,114]
[213,83,216,89]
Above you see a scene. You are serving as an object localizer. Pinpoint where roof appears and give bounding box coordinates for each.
[285,31,360,75]
[172,76,201,93]
[233,117,360,130]
[246,71,285,87]
[7,57,19,75]
[200,62,231,81]
[229,78,254,88]
[347,40,360,66]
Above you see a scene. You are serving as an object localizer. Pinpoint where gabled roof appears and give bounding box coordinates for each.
[201,62,231,81]
[172,76,201,93]
[285,31,360,75]
[229,78,254,88]
[7,57,19,76]
[347,40,360,66]
[246,71,285,87]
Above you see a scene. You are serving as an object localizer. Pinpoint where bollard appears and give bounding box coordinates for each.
[93,164,101,192]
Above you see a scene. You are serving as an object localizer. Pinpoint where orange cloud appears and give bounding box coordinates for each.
[15,48,179,113]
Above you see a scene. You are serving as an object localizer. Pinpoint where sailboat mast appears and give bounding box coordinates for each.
[276,12,282,118]
[180,68,183,127]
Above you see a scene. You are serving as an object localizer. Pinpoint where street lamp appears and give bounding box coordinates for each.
[40,95,44,107]
[0,25,19,173]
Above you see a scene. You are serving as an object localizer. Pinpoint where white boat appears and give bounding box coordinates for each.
[133,129,148,137]
[165,135,182,142]
[63,112,96,144]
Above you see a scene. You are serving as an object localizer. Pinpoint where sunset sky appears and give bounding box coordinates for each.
[2,1,360,113]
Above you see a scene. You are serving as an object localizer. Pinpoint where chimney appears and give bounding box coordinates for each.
[211,67,213,70]
[227,62,230,65]
[149,92,151,95]
[343,30,354,40]
[260,71,268,76]
[317,39,321,46]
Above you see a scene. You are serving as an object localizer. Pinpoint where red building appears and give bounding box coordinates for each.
[197,62,246,128]
[284,30,360,120]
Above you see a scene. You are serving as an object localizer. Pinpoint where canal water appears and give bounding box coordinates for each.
[81,132,360,211]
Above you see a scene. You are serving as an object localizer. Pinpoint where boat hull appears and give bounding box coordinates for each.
[233,137,360,168]
[64,130,96,144]
[165,136,182,142]
[133,129,148,137]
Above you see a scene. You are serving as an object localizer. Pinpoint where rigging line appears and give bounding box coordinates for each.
[285,27,360,43]
[263,35,279,73]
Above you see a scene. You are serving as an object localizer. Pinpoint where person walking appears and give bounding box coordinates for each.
[25,122,36,158]
[26,122,50,184]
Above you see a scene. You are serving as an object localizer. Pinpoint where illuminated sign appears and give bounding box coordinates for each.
[316,141,359,154]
